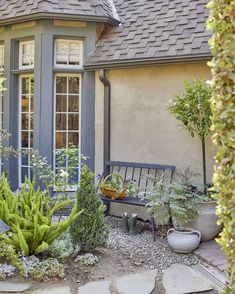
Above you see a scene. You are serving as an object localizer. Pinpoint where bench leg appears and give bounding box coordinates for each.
[150,217,156,241]
[102,199,111,216]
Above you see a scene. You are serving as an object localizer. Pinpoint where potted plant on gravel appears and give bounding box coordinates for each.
[167,79,221,241]
[142,169,208,253]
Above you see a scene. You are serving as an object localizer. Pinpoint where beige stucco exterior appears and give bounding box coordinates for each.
[95,62,216,220]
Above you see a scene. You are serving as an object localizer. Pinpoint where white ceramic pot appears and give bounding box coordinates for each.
[186,201,222,241]
[167,228,201,253]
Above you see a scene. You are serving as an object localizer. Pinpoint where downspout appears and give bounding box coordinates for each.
[99,69,111,173]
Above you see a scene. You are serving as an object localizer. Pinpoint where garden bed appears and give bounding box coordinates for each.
[1,216,201,288]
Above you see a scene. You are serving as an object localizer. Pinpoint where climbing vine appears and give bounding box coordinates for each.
[207,0,235,292]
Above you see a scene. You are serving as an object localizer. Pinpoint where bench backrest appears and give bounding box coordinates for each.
[102,160,175,198]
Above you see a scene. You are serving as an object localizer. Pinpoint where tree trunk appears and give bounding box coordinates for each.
[202,137,207,194]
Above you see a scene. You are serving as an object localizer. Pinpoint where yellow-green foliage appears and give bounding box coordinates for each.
[0,175,82,256]
[208,0,235,292]
[0,234,24,276]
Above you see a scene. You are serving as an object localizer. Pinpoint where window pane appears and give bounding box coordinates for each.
[0,45,4,70]
[30,132,33,148]
[21,155,28,166]
[68,132,78,147]
[56,95,67,112]
[56,40,68,54]
[68,95,79,112]
[69,54,80,65]
[30,95,34,112]
[22,96,29,112]
[56,132,66,149]
[22,78,30,94]
[21,167,28,182]
[56,54,67,65]
[21,132,29,148]
[68,114,78,130]
[56,114,67,130]
[56,77,67,94]
[30,114,34,130]
[21,114,29,130]
[21,41,34,68]
[68,77,79,94]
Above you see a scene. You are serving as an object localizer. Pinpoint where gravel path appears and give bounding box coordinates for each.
[107,217,200,274]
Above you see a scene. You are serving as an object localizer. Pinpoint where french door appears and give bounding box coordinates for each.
[54,74,81,188]
[19,75,34,186]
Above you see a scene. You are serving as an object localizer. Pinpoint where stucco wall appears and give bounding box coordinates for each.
[95,62,216,185]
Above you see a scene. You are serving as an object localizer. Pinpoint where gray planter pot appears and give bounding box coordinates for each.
[167,228,201,253]
[186,201,222,241]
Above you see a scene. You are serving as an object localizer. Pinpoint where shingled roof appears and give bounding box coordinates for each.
[86,0,212,68]
[0,0,120,25]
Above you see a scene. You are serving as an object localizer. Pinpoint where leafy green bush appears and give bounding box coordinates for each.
[49,230,80,259]
[70,165,109,252]
[142,169,208,226]
[0,235,24,276]
[0,175,82,255]
[208,0,235,292]
[22,256,64,280]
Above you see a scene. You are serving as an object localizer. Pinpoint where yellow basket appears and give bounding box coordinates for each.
[99,174,126,200]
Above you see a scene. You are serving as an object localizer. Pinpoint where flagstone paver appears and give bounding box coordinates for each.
[195,240,227,272]
[78,281,110,294]
[32,286,71,294]
[115,269,158,294]
[0,281,31,292]
[162,263,213,294]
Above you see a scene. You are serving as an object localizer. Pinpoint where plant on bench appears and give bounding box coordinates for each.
[98,161,175,241]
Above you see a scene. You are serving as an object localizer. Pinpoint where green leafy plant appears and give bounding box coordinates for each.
[168,79,212,190]
[48,230,80,259]
[207,0,235,292]
[0,175,82,255]
[76,253,99,266]
[99,173,135,196]
[0,235,24,276]
[70,165,109,252]
[142,169,209,226]
[22,256,64,280]
[31,146,87,195]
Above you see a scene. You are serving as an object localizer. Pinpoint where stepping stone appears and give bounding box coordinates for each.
[0,281,31,292]
[32,286,71,294]
[115,269,158,294]
[78,281,110,294]
[162,263,213,294]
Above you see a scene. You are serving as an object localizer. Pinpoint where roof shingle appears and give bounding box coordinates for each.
[0,0,120,24]
[86,0,212,67]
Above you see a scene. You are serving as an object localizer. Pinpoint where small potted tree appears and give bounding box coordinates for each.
[167,79,221,241]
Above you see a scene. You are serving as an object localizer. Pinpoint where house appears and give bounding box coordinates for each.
[0,0,214,192]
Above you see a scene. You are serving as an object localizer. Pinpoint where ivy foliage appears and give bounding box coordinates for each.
[0,175,82,256]
[207,0,235,292]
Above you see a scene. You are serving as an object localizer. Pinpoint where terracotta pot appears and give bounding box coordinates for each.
[167,228,201,253]
[187,201,222,241]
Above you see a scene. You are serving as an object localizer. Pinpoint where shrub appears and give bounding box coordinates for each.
[208,0,235,292]
[70,165,109,252]
[0,175,82,255]
[0,235,24,276]
[48,230,80,259]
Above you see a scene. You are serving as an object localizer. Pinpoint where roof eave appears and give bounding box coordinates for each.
[0,12,120,26]
[84,53,212,70]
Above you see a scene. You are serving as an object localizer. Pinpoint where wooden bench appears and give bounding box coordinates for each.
[99,161,175,241]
